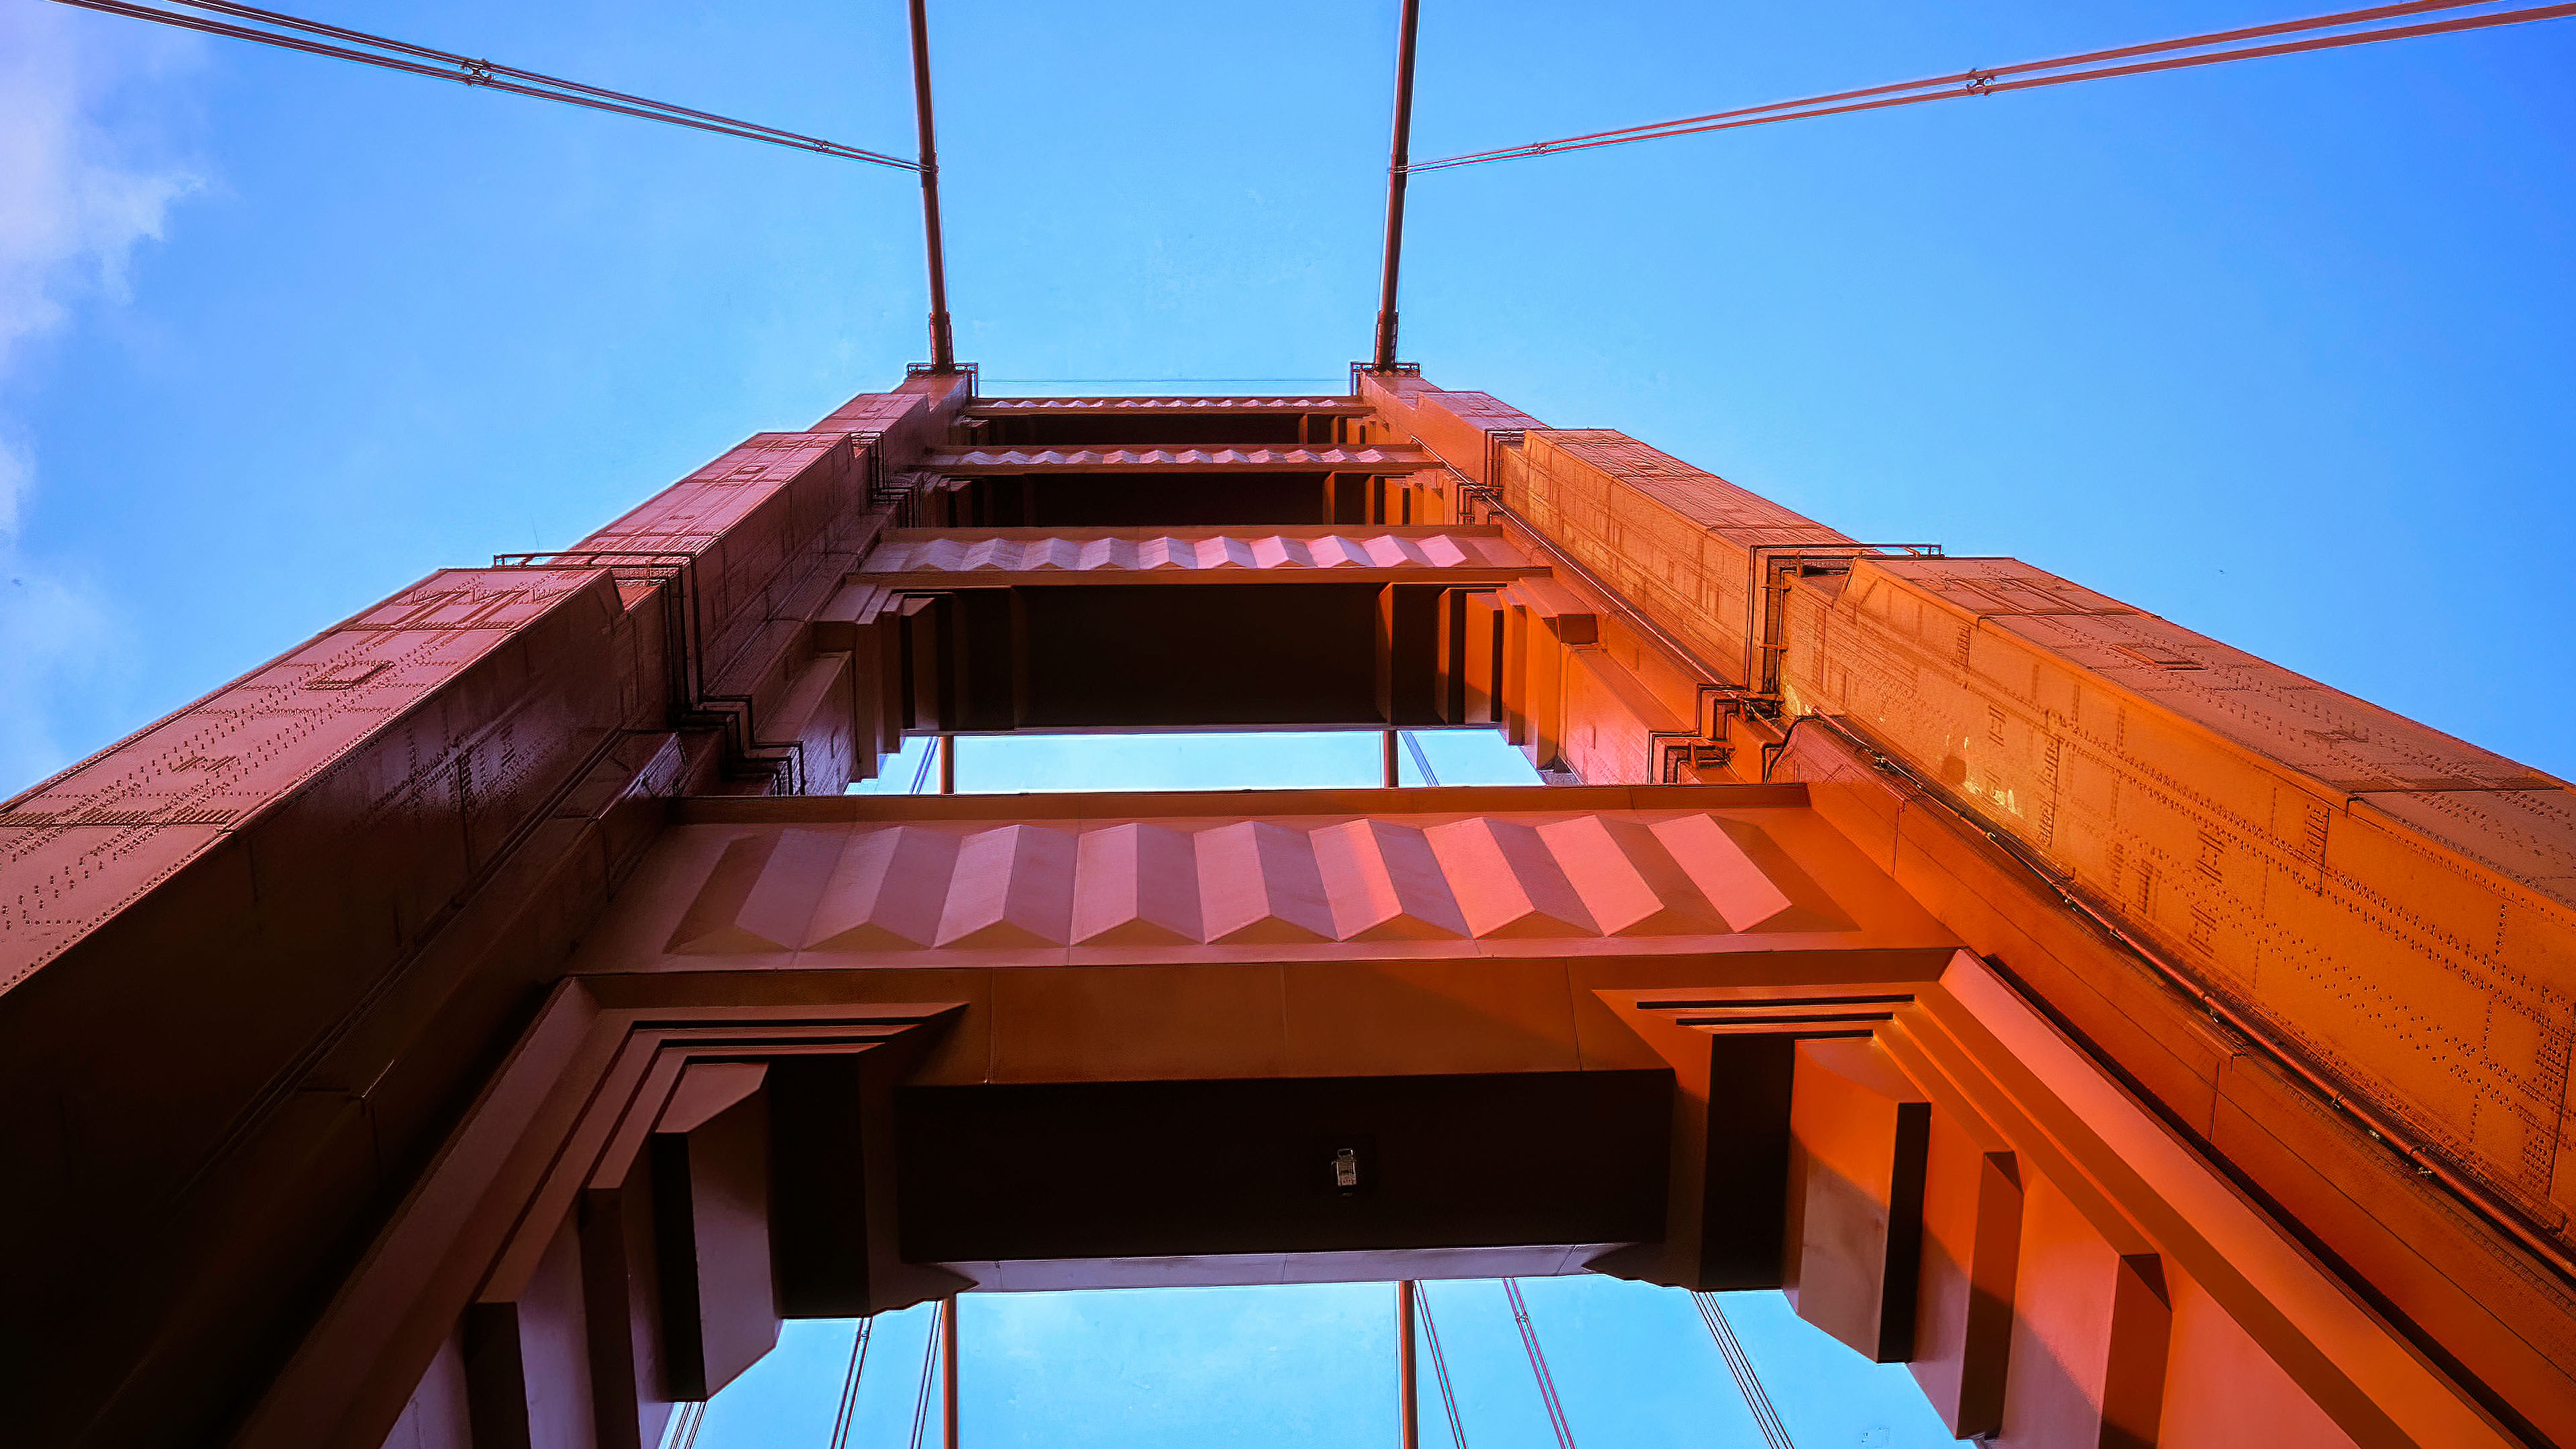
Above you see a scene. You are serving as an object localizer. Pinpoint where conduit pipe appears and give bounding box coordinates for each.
[1448,472,1760,745]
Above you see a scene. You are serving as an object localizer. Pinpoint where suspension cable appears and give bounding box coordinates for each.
[1409,0,2576,172]
[1416,1284,1471,1449]
[829,1318,875,1449]
[908,735,942,794]
[45,0,920,169]
[907,1302,944,1449]
[662,1400,708,1449]
[1691,1293,1793,1449]
[1500,1280,1578,1449]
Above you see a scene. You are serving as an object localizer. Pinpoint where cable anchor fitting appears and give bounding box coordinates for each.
[1965,68,1995,94]
[460,58,493,86]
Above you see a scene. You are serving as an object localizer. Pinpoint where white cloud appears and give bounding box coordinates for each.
[0,3,204,794]
[0,437,119,791]
[0,5,201,375]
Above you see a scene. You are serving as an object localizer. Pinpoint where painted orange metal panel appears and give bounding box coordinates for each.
[376,1328,473,1449]
[1908,1103,2021,1440]
[967,395,1359,415]
[578,1130,673,1449]
[1560,647,1686,785]
[926,445,1426,474]
[1796,712,2572,1441]
[1992,1173,2167,1449]
[859,525,1538,580]
[0,567,626,987]
[1497,428,1849,686]
[1460,590,1504,724]
[1776,553,2576,1236]
[649,1064,778,1401]
[1924,953,2514,1447]
[1353,370,1543,486]
[464,1217,599,1449]
[598,792,1929,972]
[1784,1038,1932,1362]
[2205,1053,2576,1446]
[16,361,2567,1449]
[2158,1265,2361,1448]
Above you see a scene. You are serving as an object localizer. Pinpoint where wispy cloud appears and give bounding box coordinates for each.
[0,3,204,794]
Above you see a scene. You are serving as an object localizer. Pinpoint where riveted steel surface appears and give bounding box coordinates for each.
[7,364,2564,1449]
[0,378,979,1448]
[0,566,629,989]
[1376,370,2576,1440]
[1354,372,1545,485]
[1499,429,1855,686]
[1777,553,2576,1232]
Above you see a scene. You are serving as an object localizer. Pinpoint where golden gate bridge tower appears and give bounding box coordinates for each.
[5,1,2575,1446]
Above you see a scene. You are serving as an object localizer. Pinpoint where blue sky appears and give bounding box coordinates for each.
[3,0,2572,794]
[693,1282,1951,1449]
[3,1,2571,1440]
[855,728,1545,794]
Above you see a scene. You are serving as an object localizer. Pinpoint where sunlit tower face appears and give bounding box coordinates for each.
[5,4,2573,1448]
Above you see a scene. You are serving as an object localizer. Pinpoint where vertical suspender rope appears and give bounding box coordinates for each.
[828,1318,875,1449]
[1401,731,1440,785]
[1692,1293,1794,1449]
[1415,1284,1471,1449]
[1398,1281,1421,1449]
[907,1301,945,1449]
[904,0,957,370]
[1500,1280,1577,1449]
[1369,0,1423,370]
[663,1401,708,1449]
[943,1295,961,1449]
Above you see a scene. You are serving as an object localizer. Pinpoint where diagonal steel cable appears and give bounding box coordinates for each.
[829,1318,875,1449]
[907,1301,944,1449]
[46,0,920,168]
[1692,1292,1793,1449]
[661,1401,708,1449]
[1411,0,2576,171]
[1416,1284,1471,1449]
[1500,1280,1578,1449]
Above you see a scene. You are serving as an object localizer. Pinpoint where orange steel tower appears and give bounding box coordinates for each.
[3,364,2573,1449]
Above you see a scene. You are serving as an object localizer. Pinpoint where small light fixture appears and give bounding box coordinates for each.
[1332,1146,1361,1189]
